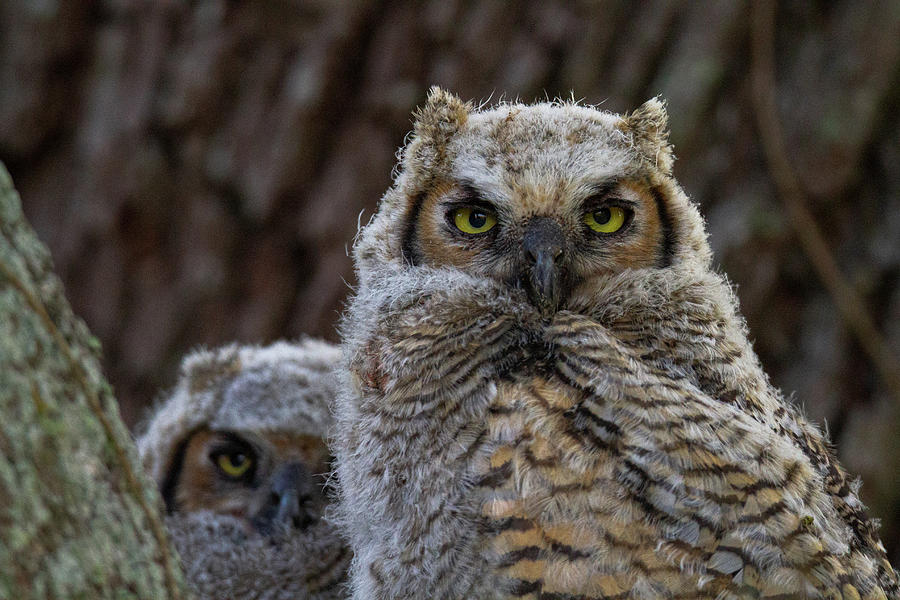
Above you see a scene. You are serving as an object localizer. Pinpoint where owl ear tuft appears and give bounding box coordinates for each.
[622,97,674,175]
[413,86,470,142]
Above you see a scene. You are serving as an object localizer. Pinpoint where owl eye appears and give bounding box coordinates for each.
[215,452,253,479]
[584,206,628,233]
[452,206,497,234]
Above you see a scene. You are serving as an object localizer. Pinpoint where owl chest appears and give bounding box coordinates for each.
[469,379,618,595]
[468,381,716,599]
[476,378,592,506]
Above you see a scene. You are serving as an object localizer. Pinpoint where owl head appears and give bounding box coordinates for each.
[138,339,340,535]
[137,340,350,599]
[356,87,711,314]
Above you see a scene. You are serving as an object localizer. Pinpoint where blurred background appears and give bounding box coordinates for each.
[1,0,898,561]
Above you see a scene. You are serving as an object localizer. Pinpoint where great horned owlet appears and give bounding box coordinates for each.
[138,339,349,600]
[333,88,899,599]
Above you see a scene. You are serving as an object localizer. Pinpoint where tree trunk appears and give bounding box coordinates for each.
[0,161,186,599]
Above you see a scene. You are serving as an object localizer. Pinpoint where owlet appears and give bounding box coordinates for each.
[333,88,899,599]
[138,339,349,600]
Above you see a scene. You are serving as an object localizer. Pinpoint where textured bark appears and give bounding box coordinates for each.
[0,163,186,599]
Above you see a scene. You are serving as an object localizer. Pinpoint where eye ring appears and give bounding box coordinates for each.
[583,205,629,234]
[450,206,497,235]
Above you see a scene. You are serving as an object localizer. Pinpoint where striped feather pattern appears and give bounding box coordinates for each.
[334,268,898,599]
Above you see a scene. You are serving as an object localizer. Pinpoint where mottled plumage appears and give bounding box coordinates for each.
[138,339,349,600]
[333,88,898,599]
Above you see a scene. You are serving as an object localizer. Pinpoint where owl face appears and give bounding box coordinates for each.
[408,177,671,312]
[395,91,687,314]
[166,428,331,535]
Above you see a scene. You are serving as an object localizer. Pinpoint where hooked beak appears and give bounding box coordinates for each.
[252,462,318,536]
[522,217,567,314]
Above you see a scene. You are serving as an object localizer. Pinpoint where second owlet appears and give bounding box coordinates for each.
[333,88,899,599]
[138,339,349,600]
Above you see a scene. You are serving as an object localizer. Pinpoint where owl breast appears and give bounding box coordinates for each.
[476,376,733,599]
[350,327,707,599]
[344,295,870,599]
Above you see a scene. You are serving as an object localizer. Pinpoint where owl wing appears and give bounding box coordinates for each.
[603,277,897,592]
[545,311,897,600]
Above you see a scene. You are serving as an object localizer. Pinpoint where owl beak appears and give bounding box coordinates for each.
[252,462,318,535]
[522,217,566,313]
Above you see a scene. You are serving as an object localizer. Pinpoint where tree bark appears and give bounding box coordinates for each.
[0,161,186,599]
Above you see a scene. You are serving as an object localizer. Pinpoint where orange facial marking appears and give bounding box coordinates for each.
[599,179,664,270]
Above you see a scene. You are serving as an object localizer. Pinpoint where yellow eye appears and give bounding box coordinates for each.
[216,453,252,478]
[584,206,627,233]
[453,206,497,234]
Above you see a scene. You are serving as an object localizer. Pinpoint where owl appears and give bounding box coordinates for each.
[333,88,899,599]
[137,339,349,600]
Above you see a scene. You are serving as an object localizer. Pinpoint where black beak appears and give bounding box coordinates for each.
[522,217,566,313]
[252,462,319,535]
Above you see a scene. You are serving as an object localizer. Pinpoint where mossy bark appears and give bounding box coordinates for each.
[0,162,187,599]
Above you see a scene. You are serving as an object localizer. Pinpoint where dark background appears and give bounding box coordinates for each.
[2,0,898,561]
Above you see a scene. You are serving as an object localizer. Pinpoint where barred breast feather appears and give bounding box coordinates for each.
[334,266,897,599]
